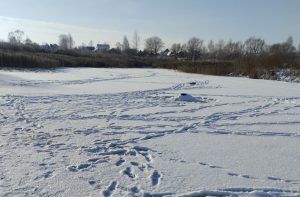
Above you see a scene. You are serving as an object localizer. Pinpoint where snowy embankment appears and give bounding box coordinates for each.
[0,68,299,197]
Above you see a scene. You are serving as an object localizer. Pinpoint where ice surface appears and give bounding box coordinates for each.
[0,68,299,196]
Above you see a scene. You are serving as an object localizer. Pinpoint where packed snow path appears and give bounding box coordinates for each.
[0,68,299,196]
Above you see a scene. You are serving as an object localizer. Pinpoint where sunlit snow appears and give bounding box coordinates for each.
[0,68,299,196]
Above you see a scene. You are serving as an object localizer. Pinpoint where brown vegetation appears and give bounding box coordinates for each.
[1,33,299,81]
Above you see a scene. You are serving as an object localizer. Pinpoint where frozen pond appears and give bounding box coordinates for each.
[0,68,300,196]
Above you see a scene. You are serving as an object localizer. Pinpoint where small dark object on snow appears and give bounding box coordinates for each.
[189,82,196,85]
[176,93,200,102]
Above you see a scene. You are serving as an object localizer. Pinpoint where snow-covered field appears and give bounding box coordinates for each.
[0,68,299,197]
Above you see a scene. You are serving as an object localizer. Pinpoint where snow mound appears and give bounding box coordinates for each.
[175,93,200,102]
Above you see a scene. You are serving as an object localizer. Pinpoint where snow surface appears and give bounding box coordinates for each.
[175,93,201,102]
[0,68,300,197]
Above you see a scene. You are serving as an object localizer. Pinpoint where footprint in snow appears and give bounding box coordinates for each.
[87,157,108,164]
[227,172,239,176]
[115,158,125,166]
[130,186,140,194]
[151,170,161,186]
[130,161,139,166]
[267,176,298,184]
[34,170,54,180]
[140,152,153,163]
[241,174,254,179]
[209,165,221,169]
[88,180,96,186]
[122,167,137,179]
[67,166,78,172]
[67,163,92,172]
[102,181,118,197]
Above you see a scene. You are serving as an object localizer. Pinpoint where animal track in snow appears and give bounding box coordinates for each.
[267,176,299,184]
[198,162,257,180]
[227,172,239,176]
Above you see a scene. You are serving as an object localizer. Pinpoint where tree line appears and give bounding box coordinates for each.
[1,29,300,80]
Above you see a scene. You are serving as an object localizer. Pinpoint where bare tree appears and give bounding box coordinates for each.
[24,37,33,45]
[59,35,68,49]
[283,36,295,53]
[186,37,204,61]
[171,43,182,59]
[116,42,122,50]
[8,29,24,44]
[89,40,94,47]
[207,40,215,53]
[244,37,265,55]
[215,39,225,51]
[123,35,130,51]
[269,36,295,57]
[59,34,74,49]
[181,43,187,52]
[144,36,164,54]
[207,40,218,59]
[171,43,181,53]
[224,40,244,59]
[132,31,140,50]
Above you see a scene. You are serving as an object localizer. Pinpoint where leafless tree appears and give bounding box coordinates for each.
[215,40,225,52]
[207,40,215,53]
[171,43,183,59]
[59,34,74,49]
[24,37,33,45]
[186,37,204,61]
[269,36,295,55]
[171,43,181,54]
[8,29,24,44]
[181,43,187,52]
[132,31,140,50]
[123,35,130,51]
[244,37,265,55]
[224,40,244,59]
[116,42,122,50]
[144,36,164,54]
[89,40,94,47]
[283,36,295,53]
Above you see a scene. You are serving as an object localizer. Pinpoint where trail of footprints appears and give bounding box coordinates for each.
[197,161,299,185]
[2,82,299,196]
[66,137,162,195]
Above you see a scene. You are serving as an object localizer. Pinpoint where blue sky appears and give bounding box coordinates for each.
[0,0,299,48]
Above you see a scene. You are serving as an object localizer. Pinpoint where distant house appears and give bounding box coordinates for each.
[78,46,95,52]
[108,48,121,54]
[40,43,59,50]
[86,46,95,51]
[160,49,171,57]
[50,44,59,50]
[96,44,110,51]
[40,44,51,49]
